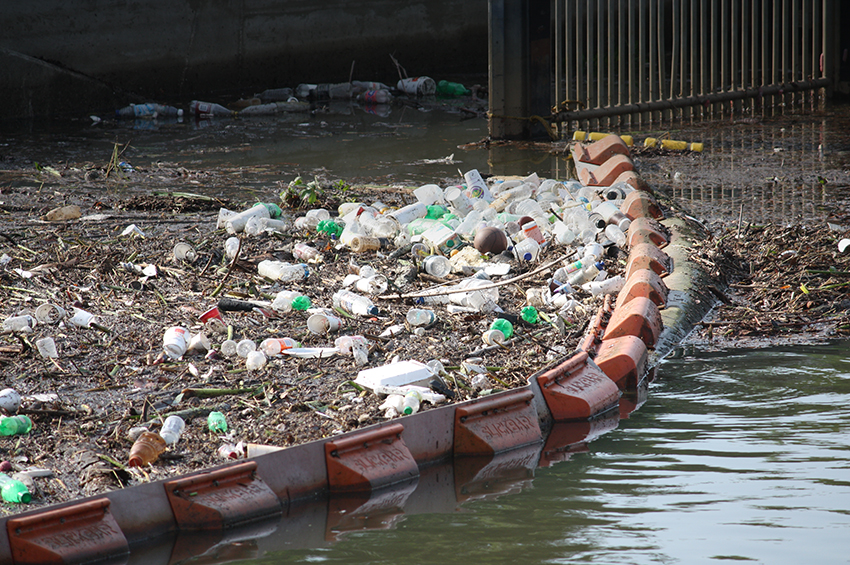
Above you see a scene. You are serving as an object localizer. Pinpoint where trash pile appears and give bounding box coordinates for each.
[0,166,645,509]
[107,76,484,123]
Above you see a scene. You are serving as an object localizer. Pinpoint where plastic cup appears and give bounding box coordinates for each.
[444,186,474,216]
[34,303,66,325]
[220,339,238,357]
[307,313,344,335]
[200,307,222,324]
[187,332,210,354]
[35,337,58,359]
[482,329,506,345]
[69,308,97,328]
[173,242,196,262]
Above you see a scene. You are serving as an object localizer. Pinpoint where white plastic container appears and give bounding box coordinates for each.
[414,184,444,206]
[354,360,435,391]
[162,326,191,359]
[307,313,344,334]
[584,275,626,297]
[444,186,474,216]
[463,169,493,202]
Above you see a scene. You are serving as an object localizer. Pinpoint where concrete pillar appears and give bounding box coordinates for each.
[488,0,552,140]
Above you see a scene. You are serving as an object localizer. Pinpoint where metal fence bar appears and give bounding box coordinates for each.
[538,0,835,135]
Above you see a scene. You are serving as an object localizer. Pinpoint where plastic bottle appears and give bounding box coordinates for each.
[584,275,626,297]
[333,290,379,317]
[352,274,389,295]
[208,412,228,433]
[293,243,323,262]
[595,200,632,231]
[260,337,301,356]
[257,260,310,282]
[159,415,185,446]
[422,255,451,277]
[389,202,428,225]
[317,219,343,238]
[604,223,627,247]
[568,262,604,286]
[0,473,32,503]
[436,80,470,97]
[272,291,311,313]
[513,237,540,262]
[397,76,437,96]
[490,318,514,339]
[349,235,382,253]
[406,309,437,327]
[358,211,398,238]
[189,100,233,117]
[128,431,167,467]
[116,103,183,119]
[2,315,36,333]
[0,415,32,436]
[402,390,424,415]
[520,219,546,244]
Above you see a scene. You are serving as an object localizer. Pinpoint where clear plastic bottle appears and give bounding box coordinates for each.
[402,390,423,415]
[189,100,232,117]
[159,415,185,446]
[272,291,311,313]
[333,290,379,317]
[207,411,227,433]
[422,255,451,277]
[0,415,32,436]
[513,237,540,261]
[584,275,625,297]
[406,309,437,327]
[605,223,627,247]
[568,262,604,286]
[293,243,323,262]
[0,473,32,503]
[226,205,270,234]
[116,103,183,119]
[349,235,382,253]
[260,337,301,356]
[257,260,310,282]
[353,274,388,295]
[2,315,36,332]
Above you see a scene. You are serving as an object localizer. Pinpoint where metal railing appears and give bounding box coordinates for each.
[544,0,839,134]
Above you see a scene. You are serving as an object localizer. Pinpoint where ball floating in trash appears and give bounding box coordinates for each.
[474,227,508,254]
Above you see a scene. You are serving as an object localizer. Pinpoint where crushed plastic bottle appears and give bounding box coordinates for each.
[128,431,167,467]
[257,261,310,282]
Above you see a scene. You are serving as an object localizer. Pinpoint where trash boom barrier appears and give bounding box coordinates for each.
[0,135,718,564]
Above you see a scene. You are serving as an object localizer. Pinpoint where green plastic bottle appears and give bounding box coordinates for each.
[317,219,343,238]
[0,415,32,436]
[436,80,470,97]
[521,306,539,324]
[207,412,228,433]
[0,473,31,503]
[425,205,449,219]
[490,318,514,339]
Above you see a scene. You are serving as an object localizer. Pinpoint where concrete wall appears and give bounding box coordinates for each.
[0,0,488,120]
